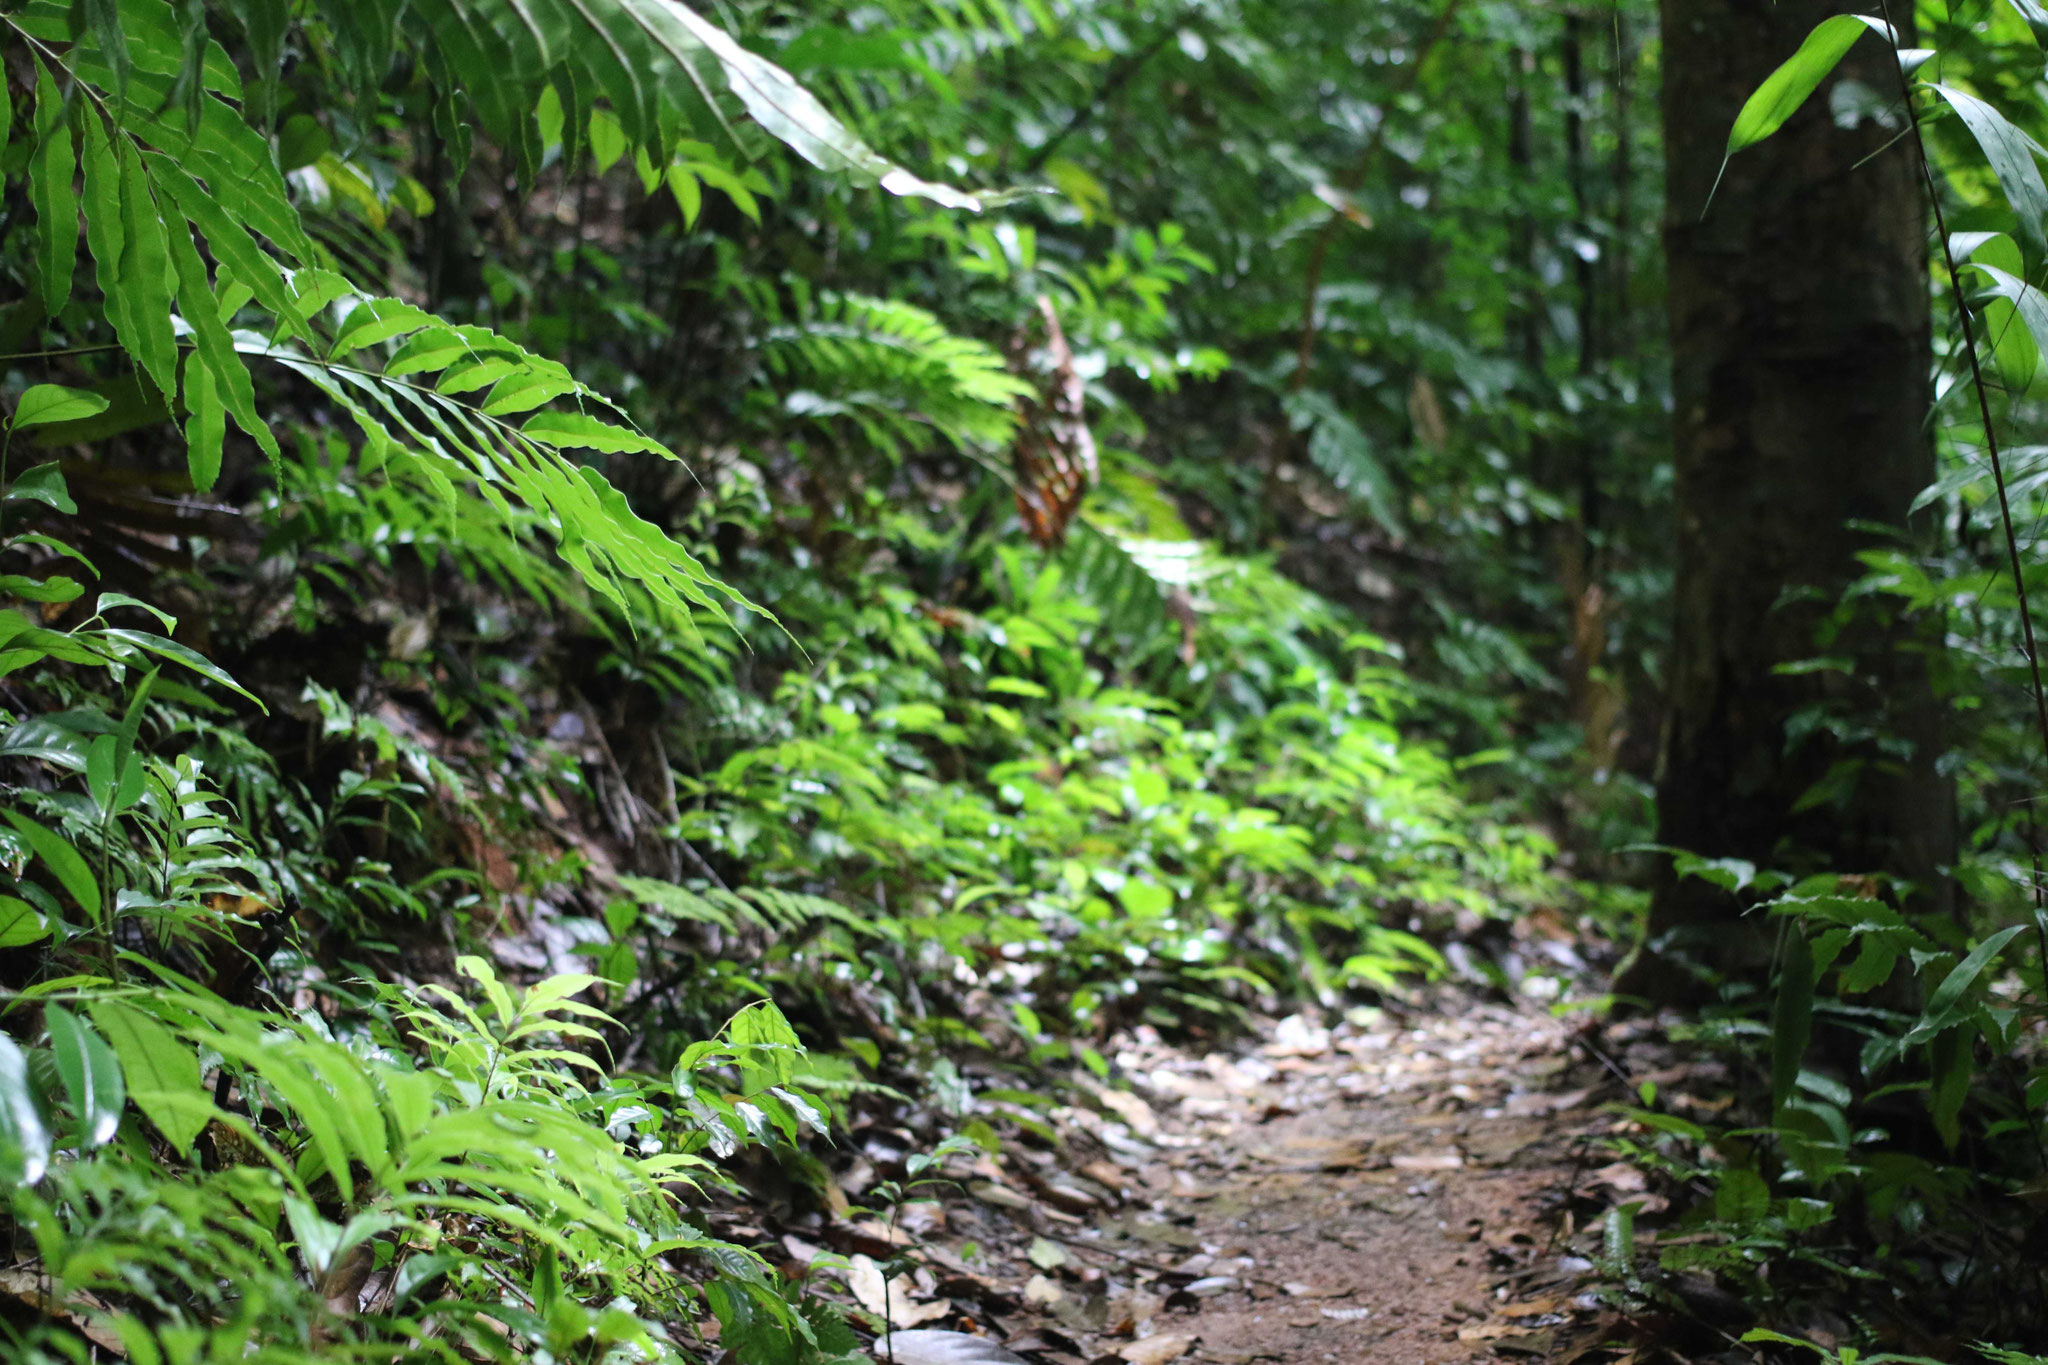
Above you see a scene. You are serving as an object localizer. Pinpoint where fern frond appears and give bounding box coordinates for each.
[761,292,1031,457]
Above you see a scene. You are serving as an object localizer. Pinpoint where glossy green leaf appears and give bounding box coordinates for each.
[0,898,51,948]
[3,808,101,920]
[5,463,77,514]
[1932,85,2048,259]
[98,628,266,709]
[10,385,112,429]
[46,1005,126,1148]
[0,1036,51,1188]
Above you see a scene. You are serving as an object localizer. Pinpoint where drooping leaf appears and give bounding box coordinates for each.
[45,1004,126,1148]
[161,198,278,471]
[0,1036,51,1188]
[113,138,181,400]
[1770,927,1815,1117]
[28,54,79,314]
[1727,15,1891,154]
[3,808,101,920]
[182,354,225,490]
[5,463,78,513]
[1953,232,2039,391]
[1907,924,2025,1043]
[1931,85,2048,259]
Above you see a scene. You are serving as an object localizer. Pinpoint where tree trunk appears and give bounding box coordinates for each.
[1621,0,1953,1000]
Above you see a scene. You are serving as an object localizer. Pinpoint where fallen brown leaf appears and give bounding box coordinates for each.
[1117,1332,1196,1364]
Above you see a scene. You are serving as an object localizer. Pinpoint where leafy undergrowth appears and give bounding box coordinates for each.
[0,400,1573,1363]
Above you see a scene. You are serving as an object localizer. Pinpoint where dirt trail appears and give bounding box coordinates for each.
[868,1000,1611,1365]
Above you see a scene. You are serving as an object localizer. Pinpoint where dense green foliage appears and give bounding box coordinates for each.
[2,0,2048,1358]
[0,0,1590,1359]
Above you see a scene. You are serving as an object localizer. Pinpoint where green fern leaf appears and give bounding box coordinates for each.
[181,355,224,490]
[78,105,126,323]
[113,138,179,399]
[28,55,78,314]
[161,204,277,474]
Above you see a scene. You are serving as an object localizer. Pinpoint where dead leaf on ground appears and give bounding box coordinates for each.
[873,1329,1030,1365]
[849,1255,891,1316]
[1097,1089,1159,1135]
[1027,1237,1069,1271]
[1390,1150,1465,1171]
[1117,1332,1196,1364]
[1505,1086,1594,1117]
[1024,1274,1066,1309]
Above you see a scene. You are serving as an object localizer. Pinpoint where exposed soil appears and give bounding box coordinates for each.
[838,999,1624,1365]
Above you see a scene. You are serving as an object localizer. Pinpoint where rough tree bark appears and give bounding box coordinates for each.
[1620,0,1954,1000]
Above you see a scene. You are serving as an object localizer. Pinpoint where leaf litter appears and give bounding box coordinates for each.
[801,993,1649,1365]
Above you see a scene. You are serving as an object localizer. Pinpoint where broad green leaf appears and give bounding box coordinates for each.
[0,575,82,603]
[666,163,703,227]
[45,1005,125,1148]
[0,1036,51,1187]
[1837,933,1899,994]
[284,1195,346,1274]
[1727,15,1891,154]
[1931,85,2048,258]
[3,809,101,919]
[11,385,111,429]
[6,464,77,513]
[0,898,51,948]
[1962,261,2048,376]
[28,55,78,313]
[589,108,627,173]
[1953,232,2038,391]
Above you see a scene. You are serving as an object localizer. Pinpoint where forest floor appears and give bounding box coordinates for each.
[818,998,1669,1365]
